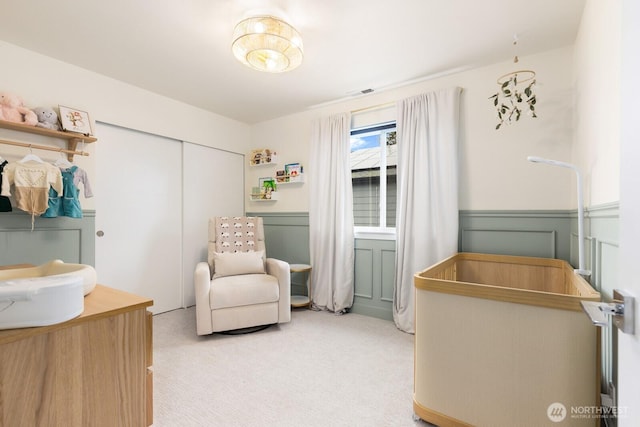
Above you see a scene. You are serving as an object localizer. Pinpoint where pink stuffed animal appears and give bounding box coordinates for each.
[0,92,38,126]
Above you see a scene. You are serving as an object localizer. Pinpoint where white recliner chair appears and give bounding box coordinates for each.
[194,216,291,335]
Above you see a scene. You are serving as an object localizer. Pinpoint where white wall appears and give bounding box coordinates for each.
[1,40,580,214]
[248,46,576,212]
[0,41,252,210]
[573,0,621,207]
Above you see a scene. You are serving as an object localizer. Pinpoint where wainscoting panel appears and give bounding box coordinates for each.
[461,229,557,258]
[597,241,619,297]
[459,210,572,260]
[250,212,310,263]
[248,212,310,295]
[352,239,395,321]
[354,247,374,299]
[0,210,95,266]
[380,249,395,302]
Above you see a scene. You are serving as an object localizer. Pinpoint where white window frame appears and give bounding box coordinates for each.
[351,123,396,239]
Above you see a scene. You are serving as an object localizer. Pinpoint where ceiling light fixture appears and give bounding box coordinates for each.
[232,15,303,73]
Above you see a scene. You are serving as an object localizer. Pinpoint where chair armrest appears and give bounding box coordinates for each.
[266,258,291,323]
[194,262,213,335]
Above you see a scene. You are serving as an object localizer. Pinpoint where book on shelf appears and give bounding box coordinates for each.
[275,169,287,183]
[284,163,302,182]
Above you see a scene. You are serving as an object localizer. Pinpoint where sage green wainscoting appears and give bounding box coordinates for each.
[247,212,310,297]
[353,238,395,320]
[577,203,619,400]
[249,211,395,319]
[459,210,573,260]
[0,210,95,266]
[572,203,619,296]
[249,207,619,324]
[459,205,620,293]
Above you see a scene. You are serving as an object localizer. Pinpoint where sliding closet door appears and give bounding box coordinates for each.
[95,122,182,314]
[182,142,244,307]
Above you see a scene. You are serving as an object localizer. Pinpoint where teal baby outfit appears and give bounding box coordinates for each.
[43,165,93,218]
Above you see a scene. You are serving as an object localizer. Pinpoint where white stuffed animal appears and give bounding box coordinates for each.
[33,107,61,130]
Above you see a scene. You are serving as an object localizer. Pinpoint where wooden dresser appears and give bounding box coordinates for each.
[0,281,153,427]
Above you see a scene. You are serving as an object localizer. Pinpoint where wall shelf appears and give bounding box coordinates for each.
[249,148,277,166]
[249,192,279,202]
[276,173,305,184]
[0,119,97,161]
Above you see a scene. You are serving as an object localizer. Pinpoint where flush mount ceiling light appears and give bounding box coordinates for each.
[232,15,303,73]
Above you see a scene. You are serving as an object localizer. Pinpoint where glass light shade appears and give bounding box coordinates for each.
[232,16,303,73]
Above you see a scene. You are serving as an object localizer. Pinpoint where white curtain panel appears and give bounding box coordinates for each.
[309,112,355,313]
[393,87,462,333]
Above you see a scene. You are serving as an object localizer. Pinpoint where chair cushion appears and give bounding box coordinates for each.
[210,273,279,309]
[213,250,265,278]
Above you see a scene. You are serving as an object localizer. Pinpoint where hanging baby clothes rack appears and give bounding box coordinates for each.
[0,138,89,159]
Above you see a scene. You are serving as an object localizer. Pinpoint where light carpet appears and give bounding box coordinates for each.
[152,307,433,427]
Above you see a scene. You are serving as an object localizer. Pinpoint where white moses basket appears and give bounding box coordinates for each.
[0,260,97,330]
[0,275,84,330]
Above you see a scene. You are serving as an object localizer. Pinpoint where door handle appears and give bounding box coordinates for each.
[580,289,635,334]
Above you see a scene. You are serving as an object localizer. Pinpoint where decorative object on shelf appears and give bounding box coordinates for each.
[232,15,303,73]
[59,105,93,136]
[489,35,537,130]
[275,163,305,183]
[33,107,61,131]
[261,177,277,192]
[249,148,277,166]
[0,92,37,126]
[252,177,277,200]
[249,192,278,201]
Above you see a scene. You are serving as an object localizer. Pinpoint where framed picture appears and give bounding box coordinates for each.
[59,105,93,136]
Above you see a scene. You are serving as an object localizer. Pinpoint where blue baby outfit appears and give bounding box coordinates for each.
[43,166,90,218]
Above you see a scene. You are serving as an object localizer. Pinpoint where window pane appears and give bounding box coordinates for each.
[386,165,397,227]
[351,124,396,229]
[351,132,382,227]
[353,174,380,226]
[385,132,397,228]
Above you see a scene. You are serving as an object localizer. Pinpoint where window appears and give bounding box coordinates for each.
[350,122,397,233]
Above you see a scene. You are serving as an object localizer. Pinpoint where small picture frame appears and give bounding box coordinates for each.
[59,105,93,136]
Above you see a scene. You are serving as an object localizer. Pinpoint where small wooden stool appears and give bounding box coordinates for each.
[290,263,312,308]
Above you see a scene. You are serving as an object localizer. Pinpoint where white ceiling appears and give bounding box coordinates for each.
[0,0,586,124]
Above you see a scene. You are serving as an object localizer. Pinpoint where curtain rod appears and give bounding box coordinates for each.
[0,138,89,157]
[350,102,395,115]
